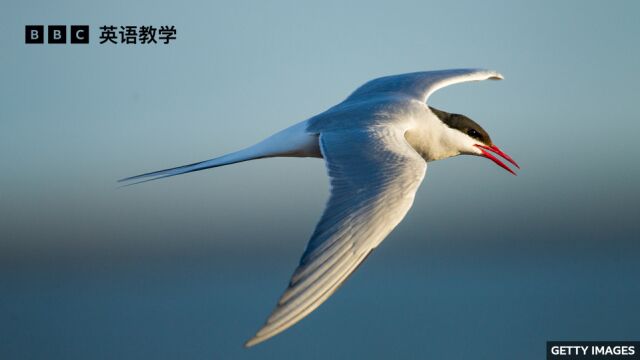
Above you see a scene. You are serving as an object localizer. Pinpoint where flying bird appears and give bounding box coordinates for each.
[119,68,519,347]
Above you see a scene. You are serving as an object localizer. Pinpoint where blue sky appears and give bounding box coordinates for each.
[2,0,639,254]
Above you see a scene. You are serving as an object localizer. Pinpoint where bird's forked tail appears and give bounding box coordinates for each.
[118,121,320,187]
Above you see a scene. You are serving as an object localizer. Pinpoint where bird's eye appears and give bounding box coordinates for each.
[467,129,481,138]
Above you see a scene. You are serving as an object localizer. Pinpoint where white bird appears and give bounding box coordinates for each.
[119,68,519,347]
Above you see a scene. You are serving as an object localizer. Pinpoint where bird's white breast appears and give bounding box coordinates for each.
[306,95,472,163]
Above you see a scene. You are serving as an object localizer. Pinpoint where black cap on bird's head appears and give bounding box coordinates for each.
[429,106,520,175]
[429,106,493,146]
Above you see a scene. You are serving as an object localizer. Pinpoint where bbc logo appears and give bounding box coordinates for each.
[25,25,89,44]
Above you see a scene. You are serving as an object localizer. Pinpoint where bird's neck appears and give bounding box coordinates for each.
[405,114,466,162]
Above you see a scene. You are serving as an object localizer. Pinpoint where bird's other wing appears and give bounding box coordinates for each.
[345,68,503,103]
[245,125,427,347]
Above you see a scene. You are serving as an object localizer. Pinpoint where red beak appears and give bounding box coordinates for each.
[474,144,520,176]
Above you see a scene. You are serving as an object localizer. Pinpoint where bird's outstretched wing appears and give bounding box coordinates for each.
[245,125,427,347]
[345,68,503,103]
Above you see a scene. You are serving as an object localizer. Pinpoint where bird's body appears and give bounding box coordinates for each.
[120,69,519,347]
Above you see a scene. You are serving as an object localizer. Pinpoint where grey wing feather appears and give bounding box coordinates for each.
[244,126,426,347]
[345,68,503,103]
